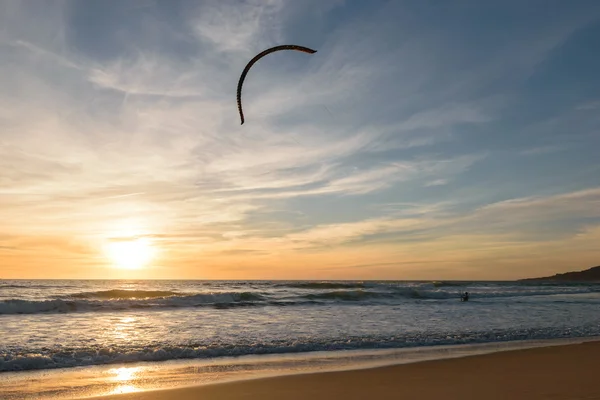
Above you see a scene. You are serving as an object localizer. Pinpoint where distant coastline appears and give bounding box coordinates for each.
[520,265,600,282]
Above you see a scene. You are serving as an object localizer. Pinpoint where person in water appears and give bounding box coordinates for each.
[461,292,469,302]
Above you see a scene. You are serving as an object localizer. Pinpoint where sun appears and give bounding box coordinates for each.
[105,239,155,270]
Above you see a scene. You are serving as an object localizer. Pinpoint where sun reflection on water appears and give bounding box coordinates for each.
[109,316,139,342]
[112,366,140,382]
[106,366,142,395]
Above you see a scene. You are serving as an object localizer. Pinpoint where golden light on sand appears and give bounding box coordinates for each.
[105,238,155,270]
[112,367,140,382]
[111,385,138,395]
[106,367,141,395]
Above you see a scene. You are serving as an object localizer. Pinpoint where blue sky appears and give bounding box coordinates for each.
[1,0,599,279]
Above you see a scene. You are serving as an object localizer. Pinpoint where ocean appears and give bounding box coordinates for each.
[1,279,600,398]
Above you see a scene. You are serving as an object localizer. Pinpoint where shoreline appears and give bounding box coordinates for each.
[2,336,599,399]
[92,339,600,400]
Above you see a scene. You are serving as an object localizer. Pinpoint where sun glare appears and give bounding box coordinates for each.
[106,239,155,270]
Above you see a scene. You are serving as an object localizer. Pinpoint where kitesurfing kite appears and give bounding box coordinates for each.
[236,45,317,125]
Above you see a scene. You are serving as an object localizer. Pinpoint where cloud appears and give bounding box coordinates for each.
[1,1,599,278]
[425,179,448,187]
[9,40,82,70]
[88,55,206,97]
[470,187,600,229]
[518,145,567,156]
[576,100,600,110]
[190,0,286,54]
[264,187,600,251]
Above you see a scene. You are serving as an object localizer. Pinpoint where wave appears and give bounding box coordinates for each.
[0,292,266,315]
[0,284,78,289]
[2,286,598,315]
[280,282,366,289]
[431,281,469,287]
[70,289,181,299]
[2,325,598,372]
[303,290,383,301]
[303,287,600,301]
[0,284,30,289]
[299,288,452,301]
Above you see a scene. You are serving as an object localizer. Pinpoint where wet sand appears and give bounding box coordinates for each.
[95,340,600,400]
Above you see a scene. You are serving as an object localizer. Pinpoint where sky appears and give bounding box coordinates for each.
[1,0,599,280]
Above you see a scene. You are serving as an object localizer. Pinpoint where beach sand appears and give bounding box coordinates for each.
[94,340,600,400]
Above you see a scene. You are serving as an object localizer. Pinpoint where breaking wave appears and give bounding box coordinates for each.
[1,325,598,372]
[281,282,366,289]
[431,281,470,287]
[1,285,598,315]
[303,290,381,301]
[0,284,31,289]
[0,292,266,315]
[70,289,181,299]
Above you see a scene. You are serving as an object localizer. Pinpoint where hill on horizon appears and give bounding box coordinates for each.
[520,265,600,282]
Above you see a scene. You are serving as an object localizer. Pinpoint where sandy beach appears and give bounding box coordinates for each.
[94,340,600,400]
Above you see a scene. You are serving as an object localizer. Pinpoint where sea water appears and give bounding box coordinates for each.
[1,280,599,398]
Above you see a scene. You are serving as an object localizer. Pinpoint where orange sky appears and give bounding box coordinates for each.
[2,1,599,280]
[2,208,599,280]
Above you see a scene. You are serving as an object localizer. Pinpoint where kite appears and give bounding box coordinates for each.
[236,45,317,125]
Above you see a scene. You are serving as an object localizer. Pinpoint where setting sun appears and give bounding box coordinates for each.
[105,239,155,270]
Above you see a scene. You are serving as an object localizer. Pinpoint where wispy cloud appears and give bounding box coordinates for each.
[190,0,286,54]
[1,1,599,278]
[576,100,600,110]
[519,145,567,156]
